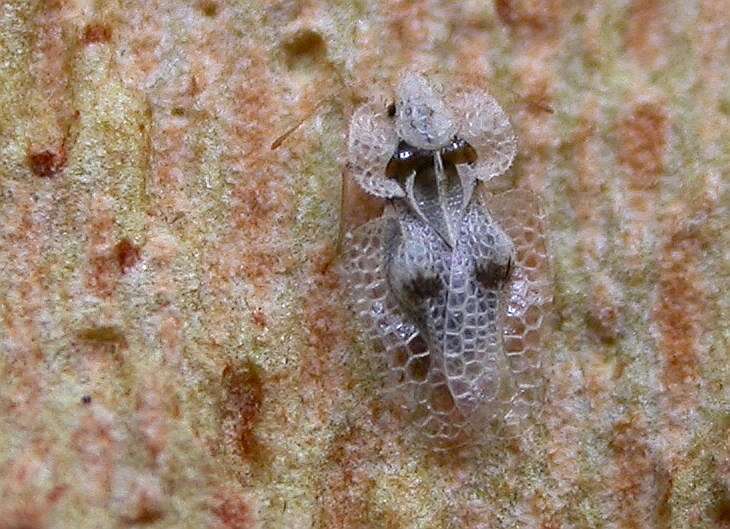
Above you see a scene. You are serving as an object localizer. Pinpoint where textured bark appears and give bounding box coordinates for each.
[0,1,728,528]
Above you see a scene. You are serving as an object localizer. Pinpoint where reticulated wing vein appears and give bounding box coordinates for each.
[339,216,470,445]
[348,104,404,198]
[481,188,552,430]
[449,89,517,183]
[441,204,513,430]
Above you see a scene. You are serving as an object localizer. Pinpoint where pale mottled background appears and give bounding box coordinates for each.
[0,1,728,528]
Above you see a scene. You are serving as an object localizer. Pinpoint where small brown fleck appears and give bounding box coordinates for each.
[625,0,667,68]
[114,238,141,273]
[608,414,658,527]
[251,308,267,328]
[317,426,372,528]
[618,102,668,189]
[212,492,254,529]
[282,29,327,69]
[711,486,730,524]
[198,0,218,17]
[83,23,112,44]
[494,0,560,32]
[47,484,68,504]
[220,360,268,465]
[28,149,66,178]
[78,325,127,345]
[656,229,703,392]
[585,281,622,343]
[304,262,344,352]
[121,500,164,525]
[495,0,520,27]
[88,254,116,297]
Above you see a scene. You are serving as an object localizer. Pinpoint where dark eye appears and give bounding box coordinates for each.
[385,141,431,180]
[441,137,478,165]
[387,102,396,117]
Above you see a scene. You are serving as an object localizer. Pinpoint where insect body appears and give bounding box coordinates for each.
[341,73,550,447]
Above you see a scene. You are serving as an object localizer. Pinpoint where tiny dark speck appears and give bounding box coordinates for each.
[81,395,92,404]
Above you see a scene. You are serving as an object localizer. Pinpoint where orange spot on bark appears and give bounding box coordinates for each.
[87,254,117,298]
[618,102,667,189]
[28,149,66,178]
[46,484,68,504]
[210,49,293,292]
[114,238,141,273]
[495,0,562,33]
[655,229,703,392]
[87,234,140,296]
[233,177,291,233]
[220,360,268,466]
[609,414,659,527]
[229,166,292,290]
[211,492,254,529]
[304,252,345,353]
[238,248,289,285]
[521,81,555,116]
[83,23,112,44]
[250,308,267,328]
[495,0,521,27]
[135,385,169,461]
[317,427,379,529]
[71,411,120,500]
[30,1,76,133]
[85,206,118,298]
[198,0,218,17]
[625,0,666,68]
[0,508,46,529]
[712,489,730,524]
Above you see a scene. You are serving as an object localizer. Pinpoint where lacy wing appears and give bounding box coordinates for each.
[339,214,472,446]
[481,187,552,433]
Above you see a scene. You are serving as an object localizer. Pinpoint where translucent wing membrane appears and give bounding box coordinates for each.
[481,188,552,433]
[449,89,518,183]
[347,104,404,198]
[340,217,472,447]
[339,215,416,373]
[340,196,551,448]
[341,73,550,450]
[439,205,516,437]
